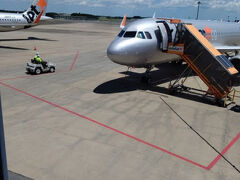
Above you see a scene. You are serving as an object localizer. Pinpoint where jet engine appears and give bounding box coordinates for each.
[230,55,240,72]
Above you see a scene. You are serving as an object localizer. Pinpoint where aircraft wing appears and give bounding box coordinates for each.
[40,16,53,21]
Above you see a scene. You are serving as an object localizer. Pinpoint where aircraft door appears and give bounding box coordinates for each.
[157,23,169,51]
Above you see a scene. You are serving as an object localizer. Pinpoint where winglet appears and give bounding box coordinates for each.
[120,14,127,29]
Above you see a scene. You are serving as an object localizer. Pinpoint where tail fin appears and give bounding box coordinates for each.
[120,14,127,29]
[22,0,48,24]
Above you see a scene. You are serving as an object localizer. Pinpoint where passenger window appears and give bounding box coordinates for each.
[137,31,146,39]
[145,32,152,39]
[124,31,137,38]
[118,30,125,37]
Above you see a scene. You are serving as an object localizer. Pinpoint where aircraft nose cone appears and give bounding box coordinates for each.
[107,39,125,64]
[107,38,144,66]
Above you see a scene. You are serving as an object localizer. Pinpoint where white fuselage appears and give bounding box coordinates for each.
[0,13,30,32]
[0,0,50,32]
[107,18,240,68]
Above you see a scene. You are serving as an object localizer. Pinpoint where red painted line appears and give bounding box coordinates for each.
[207,133,240,170]
[0,70,69,82]
[0,81,239,170]
[0,81,208,169]
[1,73,54,82]
[69,51,79,71]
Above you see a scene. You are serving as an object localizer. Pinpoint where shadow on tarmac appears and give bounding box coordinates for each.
[0,36,57,42]
[94,63,240,109]
[8,170,33,180]
[0,46,29,50]
[94,63,192,94]
[230,105,240,112]
[0,37,57,50]
[93,75,216,106]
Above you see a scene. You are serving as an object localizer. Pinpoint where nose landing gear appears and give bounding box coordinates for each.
[141,66,153,84]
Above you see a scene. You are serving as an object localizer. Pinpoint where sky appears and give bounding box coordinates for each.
[1,0,240,21]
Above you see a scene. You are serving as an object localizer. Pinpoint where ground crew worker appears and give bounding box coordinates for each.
[34,52,47,68]
[34,52,42,64]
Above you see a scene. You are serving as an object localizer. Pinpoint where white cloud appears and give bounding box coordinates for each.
[57,0,154,8]
[155,0,196,8]
[208,0,240,10]
[55,0,240,11]
[145,0,240,11]
[7,0,240,11]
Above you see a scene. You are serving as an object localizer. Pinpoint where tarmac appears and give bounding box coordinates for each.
[0,20,239,180]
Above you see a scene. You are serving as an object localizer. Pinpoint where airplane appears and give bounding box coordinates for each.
[107,15,240,82]
[0,0,50,32]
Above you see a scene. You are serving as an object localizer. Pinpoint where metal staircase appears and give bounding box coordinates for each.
[167,22,239,99]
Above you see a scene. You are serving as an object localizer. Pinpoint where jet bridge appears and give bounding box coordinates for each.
[166,21,239,100]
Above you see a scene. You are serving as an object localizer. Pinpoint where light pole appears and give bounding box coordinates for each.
[196,1,201,20]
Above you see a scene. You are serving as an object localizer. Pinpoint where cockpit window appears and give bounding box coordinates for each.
[137,31,146,39]
[124,31,137,38]
[118,30,125,37]
[145,32,152,39]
